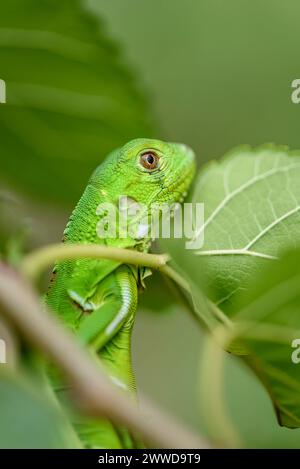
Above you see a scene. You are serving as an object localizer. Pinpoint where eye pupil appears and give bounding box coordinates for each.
[146,154,154,164]
[140,151,159,170]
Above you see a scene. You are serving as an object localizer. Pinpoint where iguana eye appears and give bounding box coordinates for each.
[139,151,159,171]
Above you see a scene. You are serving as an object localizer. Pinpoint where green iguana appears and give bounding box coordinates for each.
[46,138,195,448]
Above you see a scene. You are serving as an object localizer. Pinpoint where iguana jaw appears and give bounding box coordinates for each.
[156,142,196,204]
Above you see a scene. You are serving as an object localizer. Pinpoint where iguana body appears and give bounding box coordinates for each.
[46,138,195,448]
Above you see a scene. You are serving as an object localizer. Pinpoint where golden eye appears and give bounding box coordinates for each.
[139,151,159,171]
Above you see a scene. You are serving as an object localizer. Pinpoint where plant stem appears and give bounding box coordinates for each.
[199,331,243,448]
[158,264,191,292]
[20,242,193,296]
[20,243,169,281]
[20,242,228,330]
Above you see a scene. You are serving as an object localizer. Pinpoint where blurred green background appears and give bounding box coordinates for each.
[1,0,300,447]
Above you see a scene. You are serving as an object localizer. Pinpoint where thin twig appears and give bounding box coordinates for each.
[0,263,211,449]
[199,331,242,448]
[159,264,191,292]
[20,243,192,295]
[20,242,230,332]
[20,243,169,281]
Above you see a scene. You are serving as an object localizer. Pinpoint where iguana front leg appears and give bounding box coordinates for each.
[76,265,138,391]
[64,265,139,448]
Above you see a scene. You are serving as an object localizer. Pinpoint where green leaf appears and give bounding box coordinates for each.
[168,145,300,319]
[233,249,300,429]
[166,145,300,428]
[0,372,76,448]
[0,0,153,205]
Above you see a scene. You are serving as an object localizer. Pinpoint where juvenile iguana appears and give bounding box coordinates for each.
[46,138,195,448]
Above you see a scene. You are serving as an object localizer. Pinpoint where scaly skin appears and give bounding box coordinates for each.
[46,138,195,448]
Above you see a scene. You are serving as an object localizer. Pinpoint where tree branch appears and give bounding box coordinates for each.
[0,263,211,449]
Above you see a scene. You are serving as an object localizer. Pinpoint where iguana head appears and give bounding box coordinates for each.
[91,138,196,206]
[90,138,196,243]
